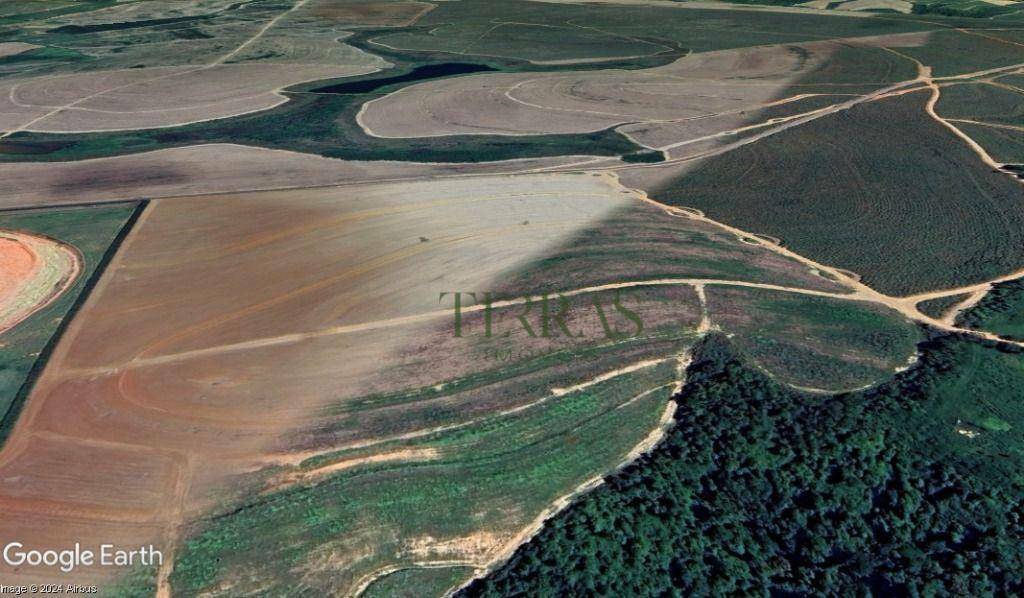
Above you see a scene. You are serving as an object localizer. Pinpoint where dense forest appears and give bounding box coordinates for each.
[957,277,1024,341]
[462,331,1024,596]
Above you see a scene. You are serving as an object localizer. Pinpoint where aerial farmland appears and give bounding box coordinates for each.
[0,0,1023,596]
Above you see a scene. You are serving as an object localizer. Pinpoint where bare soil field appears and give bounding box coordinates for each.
[0,144,604,209]
[358,36,921,153]
[0,63,382,133]
[359,43,838,138]
[0,231,80,335]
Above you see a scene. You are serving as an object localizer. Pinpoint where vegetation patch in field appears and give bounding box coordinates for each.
[310,62,496,94]
[363,566,477,598]
[706,287,921,390]
[910,0,1022,18]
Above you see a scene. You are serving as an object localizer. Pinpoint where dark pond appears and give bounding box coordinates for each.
[309,62,496,95]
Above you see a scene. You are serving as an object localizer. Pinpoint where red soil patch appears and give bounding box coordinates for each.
[0,232,81,335]
[0,235,38,302]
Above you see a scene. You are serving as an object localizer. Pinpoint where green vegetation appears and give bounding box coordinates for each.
[917,293,970,319]
[0,203,139,445]
[934,82,1024,164]
[465,332,1024,596]
[708,288,922,390]
[620,149,666,163]
[362,566,477,598]
[169,331,691,594]
[102,564,157,598]
[957,277,1024,340]
[936,82,1024,125]
[654,92,1024,295]
[0,45,85,69]
[377,20,671,64]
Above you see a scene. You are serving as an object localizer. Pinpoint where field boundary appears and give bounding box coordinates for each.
[0,200,147,447]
